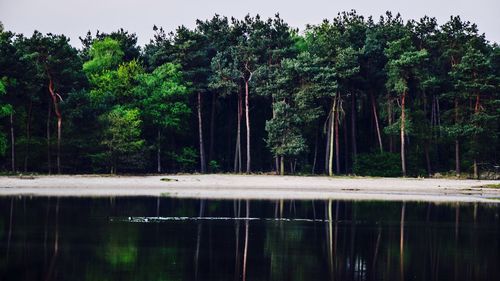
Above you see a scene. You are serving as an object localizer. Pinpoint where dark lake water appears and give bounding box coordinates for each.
[0,197,498,281]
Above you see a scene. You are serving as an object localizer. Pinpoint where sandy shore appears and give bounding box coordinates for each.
[0,174,499,203]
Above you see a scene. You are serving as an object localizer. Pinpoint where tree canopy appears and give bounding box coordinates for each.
[0,12,498,178]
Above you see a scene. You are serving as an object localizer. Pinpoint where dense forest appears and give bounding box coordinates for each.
[0,11,498,177]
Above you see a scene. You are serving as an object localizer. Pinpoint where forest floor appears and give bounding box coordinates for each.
[0,174,499,203]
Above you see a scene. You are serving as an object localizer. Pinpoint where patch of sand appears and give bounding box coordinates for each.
[0,174,499,203]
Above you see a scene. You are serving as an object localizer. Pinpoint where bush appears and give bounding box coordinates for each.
[170,147,198,172]
[208,160,220,172]
[353,152,401,177]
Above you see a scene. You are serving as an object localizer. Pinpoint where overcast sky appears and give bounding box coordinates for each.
[1,0,498,47]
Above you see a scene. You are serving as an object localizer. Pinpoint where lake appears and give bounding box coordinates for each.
[0,197,498,281]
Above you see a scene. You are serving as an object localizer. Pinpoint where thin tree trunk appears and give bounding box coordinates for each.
[245,79,251,174]
[334,100,340,174]
[473,93,480,179]
[312,129,318,174]
[436,96,441,128]
[343,115,348,174]
[454,98,460,177]
[157,128,161,173]
[234,91,242,173]
[328,110,334,176]
[328,97,336,176]
[47,100,52,175]
[350,93,357,161]
[473,159,478,179]
[401,91,407,177]
[370,92,383,152]
[209,93,217,162]
[325,114,331,174]
[57,118,61,174]
[273,156,280,175]
[280,156,284,176]
[388,98,393,153]
[197,92,206,173]
[10,111,15,172]
[24,100,32,172]
[48,78,62,174]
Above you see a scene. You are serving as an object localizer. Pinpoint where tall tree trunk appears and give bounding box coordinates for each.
[312,129,318,174]
[400,91,407,177]
[157,128,161,173]
[24,100,32,172]
[454,98,460,177]
[10,111,15,173]
[350,93,357,163]
[234,91,242,173]
[325,114,331,174]
[48,78,62,174]
[209,93,217,162]
[245,79,251,174]
[388,98,393,153]
[370,92,383,152]
[334,100,340,174]
[473,93,480,179]
[274,157,279,175]
[343,115,348,174]
[280,156,284,176]
[328,97,336,176]
[47,101,52,175]
[57,118,61,174]
[197,92,206,173]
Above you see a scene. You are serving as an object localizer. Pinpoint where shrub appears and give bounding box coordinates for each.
[353,152,401,177]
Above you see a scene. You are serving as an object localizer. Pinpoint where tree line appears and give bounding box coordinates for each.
[0,11,498,177]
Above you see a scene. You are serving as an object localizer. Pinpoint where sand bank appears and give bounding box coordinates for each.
[0,174,499,203]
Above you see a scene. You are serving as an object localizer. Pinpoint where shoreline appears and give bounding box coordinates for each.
[0,174,499,203]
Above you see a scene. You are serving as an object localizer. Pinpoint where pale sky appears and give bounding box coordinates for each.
[1,0,498,47]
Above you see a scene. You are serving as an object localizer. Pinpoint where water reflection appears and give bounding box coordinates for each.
[0,197,498,281]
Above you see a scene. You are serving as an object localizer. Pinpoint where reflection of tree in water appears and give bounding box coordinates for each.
[263,201,322,281]
[103,223,139,267]
[0,198,498,281]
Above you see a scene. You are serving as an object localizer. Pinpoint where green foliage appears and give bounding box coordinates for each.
[135,63,190,129]
[83,37,124,74]
[169,147,198,171]
[385,36,428,95]
[353,152,401,177]
[0,131,6,156]
[208,160,220,172]
[0,79,9,156]
[100,106,145,172]
[0,13,498,177]
[88,59,144,105]
[265,101,307,158]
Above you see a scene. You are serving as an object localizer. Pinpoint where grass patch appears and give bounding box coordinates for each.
[482,183,500,189]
